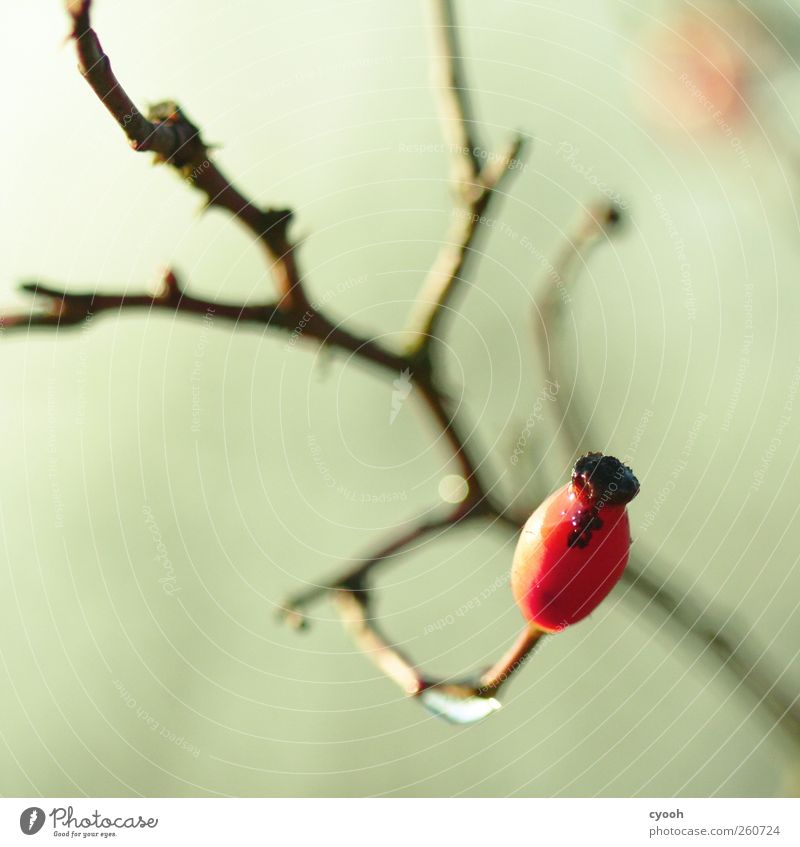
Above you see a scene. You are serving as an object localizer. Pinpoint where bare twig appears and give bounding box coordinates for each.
[333,589,426,696]
[66,0,306,309]
[405,1,526,353]
[532,201,622,454]
[2,275,417,379]
[404,136,525,353]
[624,554,800,740]
[425,0,482,184]
[279,499,490,629]
[330,590,545,716]
[2,273,281,329]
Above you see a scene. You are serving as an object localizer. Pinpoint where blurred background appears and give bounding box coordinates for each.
[1,0,799,796]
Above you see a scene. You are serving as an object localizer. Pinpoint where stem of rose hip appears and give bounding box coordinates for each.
[476,623,548,696]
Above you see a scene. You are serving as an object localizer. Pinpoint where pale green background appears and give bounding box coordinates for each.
[0,0,799,796]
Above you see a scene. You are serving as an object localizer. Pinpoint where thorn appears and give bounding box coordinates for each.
[313,344,334,379]
[193,197,213,218]
[278,605,309,631]
[262,207,294,234]
[160,269,182,302]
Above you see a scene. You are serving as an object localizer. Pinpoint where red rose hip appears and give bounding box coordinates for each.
[511,453,639,632]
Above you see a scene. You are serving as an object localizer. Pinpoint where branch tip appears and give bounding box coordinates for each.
[604,202,624,229]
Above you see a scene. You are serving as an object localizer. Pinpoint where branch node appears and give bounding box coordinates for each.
[261,207,294,250]
[145,101,204,167]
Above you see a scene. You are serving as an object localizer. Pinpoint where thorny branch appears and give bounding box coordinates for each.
[2,0,797,735]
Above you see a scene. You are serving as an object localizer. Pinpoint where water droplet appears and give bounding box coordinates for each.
[419,686,502,724]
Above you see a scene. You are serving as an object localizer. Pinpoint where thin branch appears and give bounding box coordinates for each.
[1,273,282,330]
[624,553,800,740]
[65,0,307,310]
[415,380,489,502]
[278,502,486,629]
[332,589,547,718]
[405,1,527,353]
[533,201,622,455]
[0,276,416,374]
[333,589,426,696]
[425,0,483,184]
[66,1,178,159]
[405,136,526,353]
